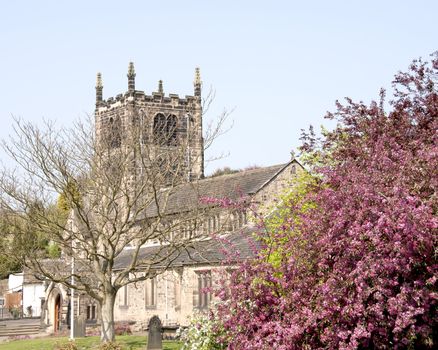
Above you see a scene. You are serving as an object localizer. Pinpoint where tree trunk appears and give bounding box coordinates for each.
[100,292,116,342]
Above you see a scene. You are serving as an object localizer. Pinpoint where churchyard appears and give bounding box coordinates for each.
[0,335,181,350]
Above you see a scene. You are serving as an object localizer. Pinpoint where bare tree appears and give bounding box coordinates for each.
[0,90,230,341]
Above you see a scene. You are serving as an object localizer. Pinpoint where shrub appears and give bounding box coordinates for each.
[114,322,132,335]
[8,307,21,319]
[178,311,227,350]
[98,342,123,350]
[54,341,78,350]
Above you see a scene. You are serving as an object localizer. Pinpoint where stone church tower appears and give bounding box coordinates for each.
[94,63,204,181]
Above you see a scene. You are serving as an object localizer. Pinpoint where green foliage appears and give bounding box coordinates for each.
[0,217,23,278]
[0,244,21,278]
[261,170,318,269]
[57,180,82,216]
[0,199,70,273]
[46,241,61,258]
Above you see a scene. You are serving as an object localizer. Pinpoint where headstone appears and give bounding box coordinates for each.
[74,314,86,337]
[147,315,162,350]
[39,298,46,327]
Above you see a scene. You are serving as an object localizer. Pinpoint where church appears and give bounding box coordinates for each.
[42,63,302,334]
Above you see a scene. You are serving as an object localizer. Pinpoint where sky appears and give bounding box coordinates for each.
[0,0,436,174]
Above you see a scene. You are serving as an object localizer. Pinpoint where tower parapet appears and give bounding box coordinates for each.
[96,91,200,110]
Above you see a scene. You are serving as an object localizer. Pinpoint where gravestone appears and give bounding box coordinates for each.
[147,315,162,350]
[74,314,86,337]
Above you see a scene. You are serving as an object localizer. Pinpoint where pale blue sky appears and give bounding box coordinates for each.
[0,1,436,174]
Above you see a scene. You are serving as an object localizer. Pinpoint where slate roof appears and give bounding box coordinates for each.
[23,268,45,284]
[145,162,291,217]
[114,227,261,270]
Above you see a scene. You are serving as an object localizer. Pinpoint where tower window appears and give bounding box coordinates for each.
[153,113,166,145]
[167,115,177,144]
[153,113,177,146]
[138,114,149,145]
[106,116,121,148]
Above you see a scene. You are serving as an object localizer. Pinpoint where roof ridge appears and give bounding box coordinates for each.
[202,163,287,183]
[145,162,292,217]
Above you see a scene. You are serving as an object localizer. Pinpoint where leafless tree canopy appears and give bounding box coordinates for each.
[0,96,231,341]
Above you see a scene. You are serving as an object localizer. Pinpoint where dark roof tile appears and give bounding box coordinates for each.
[114,227,260,270]
[145,163,289,217]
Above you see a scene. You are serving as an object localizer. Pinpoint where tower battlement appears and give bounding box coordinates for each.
[96,91,199,112]
[95,62,202,109]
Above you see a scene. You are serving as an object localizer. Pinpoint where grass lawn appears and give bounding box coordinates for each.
[0,335,182,349]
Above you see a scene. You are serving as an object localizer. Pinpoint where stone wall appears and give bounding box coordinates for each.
[114,265,223,330]
[253,160,304,215]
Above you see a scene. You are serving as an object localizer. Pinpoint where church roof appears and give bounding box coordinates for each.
[114,227,260,270]
[117,161,297,270]
[145,161,292,217]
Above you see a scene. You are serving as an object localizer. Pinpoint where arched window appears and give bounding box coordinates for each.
[139,113,149,145]
[106,116,121,148]
[181,114,189,133]
[153,113,167,145]
[154,155,180,185]
[167,114,177,145]
[290,164,296,175]
[153,113,177,146]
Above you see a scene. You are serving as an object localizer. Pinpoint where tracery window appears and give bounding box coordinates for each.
[105,116,121,148]
[153,113,178,146]
[167,114,177,144]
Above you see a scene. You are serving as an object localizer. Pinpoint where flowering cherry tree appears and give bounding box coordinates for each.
[215,53,438,349]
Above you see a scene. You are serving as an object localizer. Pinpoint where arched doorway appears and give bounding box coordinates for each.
[54,294,61,333]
